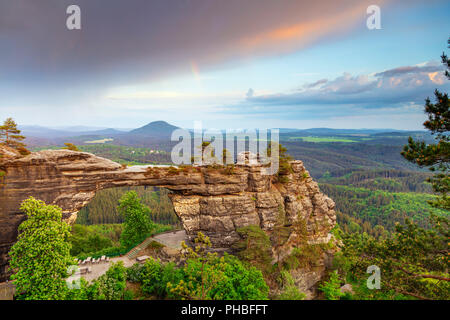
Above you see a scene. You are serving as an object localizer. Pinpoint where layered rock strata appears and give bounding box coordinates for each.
[0,149,336,296]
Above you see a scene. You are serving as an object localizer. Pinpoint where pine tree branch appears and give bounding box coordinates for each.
[396,266,450,282]
[384,283,431,300]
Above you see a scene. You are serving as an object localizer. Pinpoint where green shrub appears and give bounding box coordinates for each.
[282,245,323,270]
[91,262,128,300]
[319,271,344,300]
[160,262,185,299]
[232,225,273,275]
[127,263,146,283]
[141,258,183,298]
[210,254,269,300]
[141,258,163,296]
[124,290,134,300]
[9,197,73,300]
[222,164,235,175]
[148,240,165,250]
[169,253,269,300]
[167,166,180,175]
[277,271,306,300]
[277,175,290,184]
[138,235,269,300]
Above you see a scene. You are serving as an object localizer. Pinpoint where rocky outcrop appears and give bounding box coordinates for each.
[0,149,336,296]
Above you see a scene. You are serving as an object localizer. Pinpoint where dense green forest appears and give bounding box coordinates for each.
[284,140,423,179]
[76,186,180,227]
[318,169,433,193]
[320,184,446,232]
[70,224,123,257]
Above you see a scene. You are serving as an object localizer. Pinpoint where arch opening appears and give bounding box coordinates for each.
[70,185,187,259]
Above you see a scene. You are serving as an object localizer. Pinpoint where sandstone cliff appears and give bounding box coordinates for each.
[0,148,336,296]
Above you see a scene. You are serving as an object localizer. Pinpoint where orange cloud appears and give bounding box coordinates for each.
[238,1,386,55]
[428,71,445,84]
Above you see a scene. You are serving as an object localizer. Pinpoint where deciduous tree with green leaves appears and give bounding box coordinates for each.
[8,197,74,300]
[118,191,155,248]
[90,262,128,300]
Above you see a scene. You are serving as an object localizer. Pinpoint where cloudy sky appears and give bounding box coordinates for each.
[1,0,449,130]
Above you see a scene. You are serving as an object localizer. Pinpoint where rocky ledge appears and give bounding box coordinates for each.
[0,148,336,296]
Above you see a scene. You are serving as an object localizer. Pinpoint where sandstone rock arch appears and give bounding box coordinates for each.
[0,149,336,295]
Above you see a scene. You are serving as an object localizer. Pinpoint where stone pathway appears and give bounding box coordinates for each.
[152,230,186,249]
[76,230,187,283]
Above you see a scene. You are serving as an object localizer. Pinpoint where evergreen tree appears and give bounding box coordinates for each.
[340,215,449,300]
[266,142,293,183]
[0,117,29,154]
[402,38,450,209]
[63,143,79,151]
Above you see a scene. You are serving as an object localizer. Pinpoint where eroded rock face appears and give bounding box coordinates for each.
[0,149,336,296]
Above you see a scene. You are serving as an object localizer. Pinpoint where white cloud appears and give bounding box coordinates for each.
[245,61,449,107]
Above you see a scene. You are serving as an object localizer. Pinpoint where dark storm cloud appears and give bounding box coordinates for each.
[0,0,389,87]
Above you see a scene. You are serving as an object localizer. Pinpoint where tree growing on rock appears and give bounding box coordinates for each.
[62,143,79,151]
[118,191,155,249]
[0,117,29,155]
[8,197,74,300]
[266,142,292,183]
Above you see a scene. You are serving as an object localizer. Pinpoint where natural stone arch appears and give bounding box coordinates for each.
[0,149,336,294]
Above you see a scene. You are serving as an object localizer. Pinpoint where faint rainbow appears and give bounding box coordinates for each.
[190,61,201,82]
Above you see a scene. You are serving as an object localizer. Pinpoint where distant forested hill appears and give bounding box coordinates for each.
[319,184,447,235]
[284,141,422,179]
[318,169,433,193]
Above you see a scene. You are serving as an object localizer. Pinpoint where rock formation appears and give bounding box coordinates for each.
[0,148,336,297]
